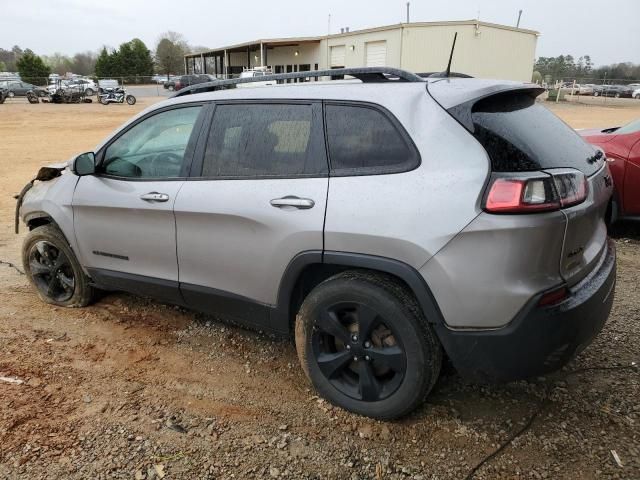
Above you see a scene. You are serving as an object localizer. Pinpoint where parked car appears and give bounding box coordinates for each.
[633,88,640,100]
[47,78,97,96]
[593,85,634,98]
[236,67,276,88]
[162,76,181,90]
[580,118,640,222]
[152,74,171,84]
[1,80,47,97]
[97,79,120,93]
[173,74,214,91]
[578,84,596,95]
[16,68,615,419]
[627,83,640,90]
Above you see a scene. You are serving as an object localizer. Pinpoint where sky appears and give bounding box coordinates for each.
[1,0,638,66]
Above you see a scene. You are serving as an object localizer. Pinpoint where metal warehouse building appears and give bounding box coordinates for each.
[184,20,539,82]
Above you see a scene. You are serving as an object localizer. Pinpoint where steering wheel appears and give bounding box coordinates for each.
[149,152,183,176]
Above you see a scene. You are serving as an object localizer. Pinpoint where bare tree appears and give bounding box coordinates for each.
[155,31,189,78]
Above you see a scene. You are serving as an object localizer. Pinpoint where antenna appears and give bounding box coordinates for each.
[444,32,457,78]
[516,9,523,28]
[406,2,410,23]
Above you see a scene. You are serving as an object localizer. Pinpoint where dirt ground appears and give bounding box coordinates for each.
[0,97,639,480]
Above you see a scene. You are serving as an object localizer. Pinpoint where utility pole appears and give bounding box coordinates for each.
[406,2,410,23]
[516,9,523,28]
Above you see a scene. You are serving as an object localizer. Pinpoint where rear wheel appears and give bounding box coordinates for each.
[99,96,109,105]
[8,91,15,98]
[295,271,442,419]
[614,93,621,98]
[126,95,136,105]
[594,91,600,97]
[635,94,640,100]
[22,225,95,307]
[85,88,94,96]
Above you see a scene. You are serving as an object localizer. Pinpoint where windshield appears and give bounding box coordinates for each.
[616,118,640,135]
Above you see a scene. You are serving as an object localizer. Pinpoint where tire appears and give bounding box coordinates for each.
[22,224,95,308]
[295,270,442,419]
[594,91,600,97]
[8,91,15,98]
[635,94,640,100]
[85,88,94,96]
[99,96,109,105]
[168,85,174,91]
[126,95,136,105]
[614,93,621,98]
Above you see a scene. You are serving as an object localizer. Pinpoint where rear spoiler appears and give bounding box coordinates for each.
[426,80,545,132]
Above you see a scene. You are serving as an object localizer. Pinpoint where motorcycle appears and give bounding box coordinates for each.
[99,87,136,106]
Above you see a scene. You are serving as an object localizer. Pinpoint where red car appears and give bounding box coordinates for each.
[580,118,640,223]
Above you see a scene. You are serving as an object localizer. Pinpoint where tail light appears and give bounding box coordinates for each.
[175,81,182,90]
[484,171,588,214]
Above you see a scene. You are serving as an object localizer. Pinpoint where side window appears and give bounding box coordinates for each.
[202,103,326,178]
[102,106,202,178]
[325,104,419,175]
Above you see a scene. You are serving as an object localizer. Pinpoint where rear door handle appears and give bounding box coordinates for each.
[270,196,315,209]
[140,192,170,202]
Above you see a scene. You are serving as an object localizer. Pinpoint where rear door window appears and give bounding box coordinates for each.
[201,103,327,178]
[324,103,419,175]
[471,92,601,175]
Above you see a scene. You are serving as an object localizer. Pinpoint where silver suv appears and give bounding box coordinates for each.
[17,68,616,419]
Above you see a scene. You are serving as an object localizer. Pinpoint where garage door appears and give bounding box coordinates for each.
[330,45,346,67]
[366,41,387,67]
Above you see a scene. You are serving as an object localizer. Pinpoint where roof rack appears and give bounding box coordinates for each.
[172,67,425,97]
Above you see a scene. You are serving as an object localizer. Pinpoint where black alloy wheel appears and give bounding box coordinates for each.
[296,271,442,419]
[22,225,96,307]
[312,301,406,402]
[28,240,75,302]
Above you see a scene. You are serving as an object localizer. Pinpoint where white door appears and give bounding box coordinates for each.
[330,45,346,67]
[366,41,387,67]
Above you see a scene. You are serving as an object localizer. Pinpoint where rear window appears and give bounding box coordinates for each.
[471,92,601,175]
[325,104,419,175]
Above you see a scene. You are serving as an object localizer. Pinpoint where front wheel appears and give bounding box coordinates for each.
[85,88,94,96]
[295,271,442,419]
[22,225,96,307]
[8,91,15,98]
[99,96,109,105]
[614,93,621,98]
[126,95,136,105]
[168,85,175,91]
[635,94,640,100]
[594,91,600,97]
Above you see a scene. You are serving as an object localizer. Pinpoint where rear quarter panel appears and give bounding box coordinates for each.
[324,90,489,269]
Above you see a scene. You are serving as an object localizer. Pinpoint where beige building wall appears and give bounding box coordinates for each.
[400,23,538,81]
[189,21,538,82]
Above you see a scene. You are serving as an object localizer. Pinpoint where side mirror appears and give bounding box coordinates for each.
[73,152,96,176]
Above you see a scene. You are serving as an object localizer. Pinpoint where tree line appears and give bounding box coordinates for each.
[1,32,200,84]
[533,55,640,84]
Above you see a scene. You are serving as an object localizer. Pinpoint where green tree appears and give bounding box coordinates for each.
[0,60,6,72]
[531,70,542,84]
[16,49,50,85]
[155,32,188,78]
[128,38,154,79]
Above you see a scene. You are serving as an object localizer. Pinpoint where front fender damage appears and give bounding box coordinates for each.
[14,164,66,234]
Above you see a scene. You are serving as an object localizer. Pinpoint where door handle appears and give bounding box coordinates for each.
[270,196,315,209]
[140,192,170,202]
